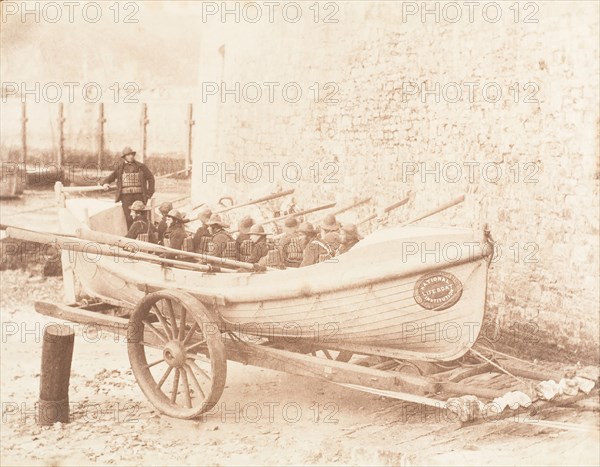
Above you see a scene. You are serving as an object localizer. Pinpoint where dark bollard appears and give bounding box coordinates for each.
[38,324,75,426]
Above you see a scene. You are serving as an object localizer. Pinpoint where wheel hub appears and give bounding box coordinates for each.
[163,341,186,368]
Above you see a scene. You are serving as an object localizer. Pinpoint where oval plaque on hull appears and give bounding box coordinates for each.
[413,271,463,311]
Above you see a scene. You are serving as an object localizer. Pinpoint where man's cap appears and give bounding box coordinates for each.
[158,201,173,214]
[208,213,230,228]
[121,146,136,158]
[321,213,340,231]
[250,224,267,236]
[130,200,150,211]
[284,217,299,229]
[238,216,255,234]
[342,223,364,240]
[166,209,185,222]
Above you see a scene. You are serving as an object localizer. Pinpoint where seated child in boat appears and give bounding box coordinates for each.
[240,224,269,264]
[207,214,238,261]
[338,223,363,254]
[300,215,341,267]
[163,209,188,258]
[193,207,213,254]
[278,217,304,268]
[155,201,173,245]
[126,200,156,243]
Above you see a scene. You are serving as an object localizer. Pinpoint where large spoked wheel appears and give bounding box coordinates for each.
[127,290,227,419]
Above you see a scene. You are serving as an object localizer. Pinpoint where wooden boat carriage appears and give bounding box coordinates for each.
[13,192,596,421]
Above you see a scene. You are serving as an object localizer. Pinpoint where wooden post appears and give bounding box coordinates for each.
[54,181,66,207]
[21,102,28,166]
[57,103,65,168]
[38,324,74,426]
[97,103,106,170]
[139,103,149,163]
[185,103,194,174]
[148,196,156,224]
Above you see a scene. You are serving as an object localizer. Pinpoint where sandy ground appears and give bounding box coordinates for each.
[1,269,599,467]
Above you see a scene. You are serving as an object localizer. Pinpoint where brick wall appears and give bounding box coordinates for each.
[191,1,600,359]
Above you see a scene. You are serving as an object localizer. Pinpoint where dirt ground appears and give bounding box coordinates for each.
[1,185,599,466]
[1,269,599,467]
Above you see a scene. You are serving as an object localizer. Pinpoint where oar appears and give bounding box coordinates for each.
[76,228,264,272]
[214,188,295,214]
[399,195,465,227]
[249,202,337,230]
[190,188,295,214]
[0,224,77,238]
[5,227,218,273]
[61,185,115,193]
[356,196,411,226]
[168,195,191,206]
[155,168,191,180]
[312,197,372,224]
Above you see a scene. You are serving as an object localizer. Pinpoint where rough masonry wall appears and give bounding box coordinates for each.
[192,2,600,359]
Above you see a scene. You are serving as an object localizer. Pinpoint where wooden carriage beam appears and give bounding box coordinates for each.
[33,301,524,405]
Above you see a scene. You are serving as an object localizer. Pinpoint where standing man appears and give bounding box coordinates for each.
[101,146,155,229]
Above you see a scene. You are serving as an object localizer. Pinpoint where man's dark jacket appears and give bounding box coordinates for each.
[101,160,155,203]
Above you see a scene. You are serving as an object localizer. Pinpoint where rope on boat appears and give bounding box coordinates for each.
[482,347,561,373]
[468,346,528,386]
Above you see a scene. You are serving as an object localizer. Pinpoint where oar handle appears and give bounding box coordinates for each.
[400,195,466,227]
[60,185,115,193]
[215,188,295,214]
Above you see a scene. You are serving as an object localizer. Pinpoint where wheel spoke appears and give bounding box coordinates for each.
[185,340,207,353]
[178,308,187,341]
[151,304,173,339]
[157,366,172,390]
[144,358,165,369]
[186,353,211,365]
[183,322,199,345]
[143,321,168,344]
[180,367,193,409]
[166,300,179,337]
[171,368,180,403]
[188,360,212,385]
[185,364,206,400]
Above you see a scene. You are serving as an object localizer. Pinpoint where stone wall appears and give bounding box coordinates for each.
[191,1,600,359]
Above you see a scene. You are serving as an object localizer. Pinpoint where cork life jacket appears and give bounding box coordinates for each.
[281,233,304,267]
[163,223,187,250]
[207,229,238,261]
[239,238,269,264]
[239,239,254,263]
[311,239,336,263]
[265,239,283,268]
[136,220,155,244]
[127,215,157,244]
[121,163,143,194]
[195,235,210,254]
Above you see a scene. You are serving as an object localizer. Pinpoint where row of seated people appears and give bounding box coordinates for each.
[125,201,363,268]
